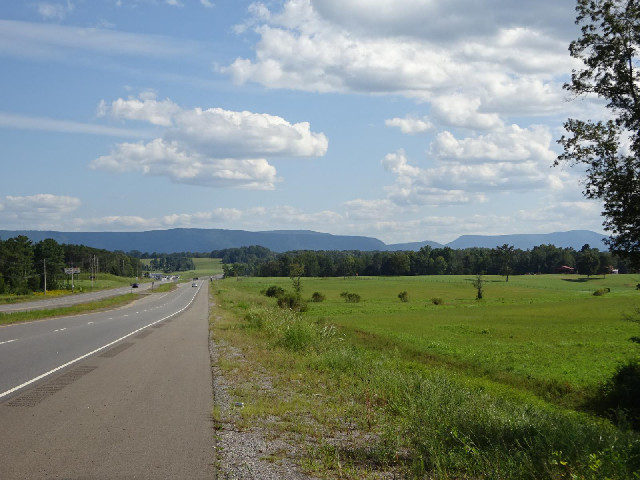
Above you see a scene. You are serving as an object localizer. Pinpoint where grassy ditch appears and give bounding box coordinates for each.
[151,282,177,293]
[211,277,640,479]
[0,294,139,326]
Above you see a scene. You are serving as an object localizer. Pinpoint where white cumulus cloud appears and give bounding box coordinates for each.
[0,194,82,229]
[225,0,577,118]
[385,116,433,134]
[92,139,280,190]
[93,93,328,189]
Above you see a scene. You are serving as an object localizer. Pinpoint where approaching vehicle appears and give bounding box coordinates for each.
[132,283,139,288]
[191,283,197,287]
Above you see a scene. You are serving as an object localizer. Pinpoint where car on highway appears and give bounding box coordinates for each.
[191,282,197,287]
[132,283,139,288]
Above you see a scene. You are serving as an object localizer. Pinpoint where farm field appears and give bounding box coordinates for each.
[211,273,640,479]
[231,274,639,395]
[179,257,223,280]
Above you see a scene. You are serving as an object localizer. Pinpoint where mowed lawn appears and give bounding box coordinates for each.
[228,274,640,396]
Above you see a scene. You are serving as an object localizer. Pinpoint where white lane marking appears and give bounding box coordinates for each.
[0,339,17,346]
[123,314,128,317]
[53,328,67,333]
[87,322,94,325]
[0,283,202,401]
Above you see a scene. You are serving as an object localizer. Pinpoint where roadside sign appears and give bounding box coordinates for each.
[65,267,81,274]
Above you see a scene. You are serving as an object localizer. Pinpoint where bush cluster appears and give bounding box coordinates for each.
[262,285,308,311]
[263,285,285,297]
[398,291,409,302]
[311,291,325,302]
[340,291,361,303]
[593,287,611,296]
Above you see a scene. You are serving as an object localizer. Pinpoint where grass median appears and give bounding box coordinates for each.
[0,293,140,326]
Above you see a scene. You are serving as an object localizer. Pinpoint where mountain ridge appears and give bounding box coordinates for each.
[0,228,608,253]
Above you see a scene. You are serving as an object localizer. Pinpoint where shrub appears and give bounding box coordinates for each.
[591,359,640,430]
[340,291,361,303]
[264,285,285,297]
[276,292,308,312]
[277,321,315,352]
[398,291,409,302]
[431,297,444,305]
[593,287,611,296]
[311,291,325,302]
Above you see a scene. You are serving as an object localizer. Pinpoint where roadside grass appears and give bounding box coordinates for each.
[210,275,640,479]
[151,282,176,293]
[0,273,144,305]
[0,293,139,326]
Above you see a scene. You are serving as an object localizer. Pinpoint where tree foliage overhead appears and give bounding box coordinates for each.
[557,0,640,267]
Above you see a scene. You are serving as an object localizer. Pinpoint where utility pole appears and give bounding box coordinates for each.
[43,258,47,296]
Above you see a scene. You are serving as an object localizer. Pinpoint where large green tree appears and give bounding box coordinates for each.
[577,243,602,276]
[494,244,515,281]
[2,235,35,293]
[557,0,640,268]
[34,238,66,290]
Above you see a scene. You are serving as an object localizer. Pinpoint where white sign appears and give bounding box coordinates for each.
[65,267,80,274]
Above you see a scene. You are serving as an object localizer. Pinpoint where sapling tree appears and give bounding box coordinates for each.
[472,273,484,300]
[289,263,304,294]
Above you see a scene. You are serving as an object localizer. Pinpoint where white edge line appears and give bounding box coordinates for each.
[0,339,17,346]
[0,284,202,400]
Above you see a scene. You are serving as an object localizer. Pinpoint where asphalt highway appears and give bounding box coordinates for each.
[0,281,159,313]
[0,282,197,398]
[0,281,215,478]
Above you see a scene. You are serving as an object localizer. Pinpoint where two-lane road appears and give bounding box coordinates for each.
[0,281,215,479]
[0,282,200,399]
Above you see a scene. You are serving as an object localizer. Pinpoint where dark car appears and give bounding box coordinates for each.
[132,283,139,288]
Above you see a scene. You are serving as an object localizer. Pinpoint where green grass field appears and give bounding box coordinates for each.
[177,257,223,280]
[212,273,640,478]
[229,274,639,394]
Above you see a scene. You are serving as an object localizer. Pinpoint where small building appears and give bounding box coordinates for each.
[556,265,575,274]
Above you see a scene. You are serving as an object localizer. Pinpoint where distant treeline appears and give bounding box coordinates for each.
[0,235,142,295]
[127,250,210,259]
[146,255,195,273]
[217,244,633,278]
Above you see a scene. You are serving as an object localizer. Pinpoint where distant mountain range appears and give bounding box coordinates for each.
[0,228,608,253]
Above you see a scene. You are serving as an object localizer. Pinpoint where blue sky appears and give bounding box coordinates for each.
[0,0,607,244]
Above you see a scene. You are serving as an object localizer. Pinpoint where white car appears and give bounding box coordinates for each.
[192,282,197,287]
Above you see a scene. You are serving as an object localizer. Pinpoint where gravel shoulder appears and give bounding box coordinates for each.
[209,320,318,479]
